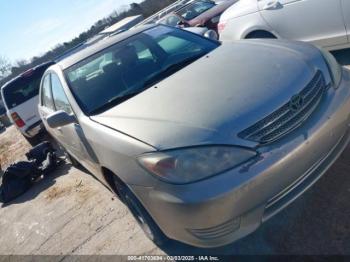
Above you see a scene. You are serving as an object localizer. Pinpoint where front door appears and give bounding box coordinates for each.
[49,73,100,174]
[258,0,347,48]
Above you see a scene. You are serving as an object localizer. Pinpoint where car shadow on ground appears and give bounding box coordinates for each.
[1,163,72,207]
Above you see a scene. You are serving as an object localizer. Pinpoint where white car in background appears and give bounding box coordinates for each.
[218,0,350,51]
[1,62,54,145]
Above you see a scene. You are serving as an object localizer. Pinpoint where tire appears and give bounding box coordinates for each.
[246,30,276,39]
[118,183,167,246]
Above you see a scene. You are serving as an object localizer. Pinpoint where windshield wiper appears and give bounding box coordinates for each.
[89,53,205,115]
[142,53,206,89]
[89,92,139,115]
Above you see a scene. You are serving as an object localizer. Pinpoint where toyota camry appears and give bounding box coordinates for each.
[38,25,350,247]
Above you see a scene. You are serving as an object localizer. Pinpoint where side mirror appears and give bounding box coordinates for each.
[204,29,219,41]
[46,110,75,129]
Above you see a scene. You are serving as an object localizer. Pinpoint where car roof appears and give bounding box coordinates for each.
[56,24,156,70]
[1,61,55,92]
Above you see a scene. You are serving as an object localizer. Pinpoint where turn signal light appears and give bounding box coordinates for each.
[218,21,227,34]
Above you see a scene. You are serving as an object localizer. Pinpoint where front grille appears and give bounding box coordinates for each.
[238,71,326,144]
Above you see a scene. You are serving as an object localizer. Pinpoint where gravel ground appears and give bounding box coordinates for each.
[0,126,31,170]
[0,49,349,256]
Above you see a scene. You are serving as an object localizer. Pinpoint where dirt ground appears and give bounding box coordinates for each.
[0,50,349,256]
[0,126,31,171]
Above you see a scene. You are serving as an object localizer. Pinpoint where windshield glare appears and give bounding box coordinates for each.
[65,26,219,115]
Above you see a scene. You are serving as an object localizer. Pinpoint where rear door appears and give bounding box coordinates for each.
[258,0,347,48]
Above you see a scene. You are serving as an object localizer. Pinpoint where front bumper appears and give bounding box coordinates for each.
[131,68,350,248]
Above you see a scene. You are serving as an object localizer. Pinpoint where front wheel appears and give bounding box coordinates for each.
[119,184,167,246]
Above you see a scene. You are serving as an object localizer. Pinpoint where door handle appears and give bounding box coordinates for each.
[263,0,280,10]
[57,127,63,133]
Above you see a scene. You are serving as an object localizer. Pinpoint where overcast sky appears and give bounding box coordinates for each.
[0,0,143,63]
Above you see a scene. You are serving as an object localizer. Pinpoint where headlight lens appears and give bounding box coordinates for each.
[318,47,342,88]
[210,15,221,24]
[204,29,219,41]
[138,146,257,184]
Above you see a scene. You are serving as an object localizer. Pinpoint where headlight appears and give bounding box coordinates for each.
[138,146,257,184]
[204,29,218,41]
[318,47,342,89]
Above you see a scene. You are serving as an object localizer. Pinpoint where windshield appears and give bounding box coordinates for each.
[65,25,219,115]
[177,0,216,20]
[2,66,49,109]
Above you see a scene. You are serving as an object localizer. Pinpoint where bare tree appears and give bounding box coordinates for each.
[0,56,11,79]
[130,3,143,14]
[15,59,28,67]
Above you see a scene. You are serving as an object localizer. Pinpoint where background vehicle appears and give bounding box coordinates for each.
[84,15,144,46]
[218,0,350,51]
[185,26,219,40]
[136,0,195,26]
[1,61,54,145]
[38,25,350,248]
[157,0,237,32]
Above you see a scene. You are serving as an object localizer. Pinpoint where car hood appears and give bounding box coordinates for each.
[91,40,329,150]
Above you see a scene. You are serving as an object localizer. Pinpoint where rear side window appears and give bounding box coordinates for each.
[51,74,73,114]
[2,67,47,109]
[41,74,55,110]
